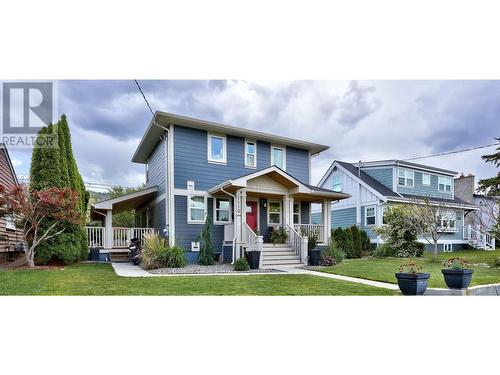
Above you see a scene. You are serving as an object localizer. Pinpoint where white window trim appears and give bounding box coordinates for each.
[187,195,207,224]
[365,205,376,227]
[4,214,15,231]
[267,200,282,226]
[271,144,286,171]
[398,168,414,187]
[422,173,431,186]
[438,176,452,193]
[207,133,227,164]
[380,205,388,226]
[293,202,301,225]
[332,175,342,192]
[244,139,257,169]
[437,209,457,232]
[213,197,232,225]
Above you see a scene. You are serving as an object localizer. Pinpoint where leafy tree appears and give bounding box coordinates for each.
[107,185,146,227]
[197,217,214,265]
[360,229,371,254]
[332,227,355,258]
[0,185,82,267]
[373,205,422,258]
[478,138,500,195]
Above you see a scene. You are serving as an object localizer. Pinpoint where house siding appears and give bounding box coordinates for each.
[286,146,309,183]
[396,169,454,200]
[362,167,393,190]
[146,138,166,195]
[174,195,224,263]
[173,125,310,190]
[148,199,166,236]
[300,202,310,224]
[331,207,356,229]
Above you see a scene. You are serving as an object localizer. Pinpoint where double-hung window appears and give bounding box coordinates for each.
[4,214,15,230]
[271,145,286,170]
[208,133,227,164]
[245,140,257,168]
[268,201,282,225]
[188,195,206,223]
[365,206,376,226]
[381,206,389,225]
[438,176,452,192]
[422,173,431,186]
[332,175,342,192]
[437,209,456,232]
[293,203,301,224]
[398,168,414,187]
[214,198,231,223]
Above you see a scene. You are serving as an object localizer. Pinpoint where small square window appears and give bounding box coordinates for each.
[189,196,206,223]
[214,198,231,223]
[208,133,227,164]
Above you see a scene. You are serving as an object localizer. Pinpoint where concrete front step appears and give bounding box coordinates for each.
[262,247,293,252]
[262,254,299,261]
[262,258,302,266]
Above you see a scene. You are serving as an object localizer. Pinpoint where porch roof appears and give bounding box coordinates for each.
[90,186,158,220]
[207,166,351,202]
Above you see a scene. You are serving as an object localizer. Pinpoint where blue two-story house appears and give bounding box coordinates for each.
[90,112,349,266]
[314,159,483,252]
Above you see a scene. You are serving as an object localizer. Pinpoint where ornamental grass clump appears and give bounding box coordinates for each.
[140,234,187,270]
[443,257,469,270]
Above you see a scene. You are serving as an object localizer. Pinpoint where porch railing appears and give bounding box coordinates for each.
[243,222,263,265]
[86,226,104,248]
[463,225,496,250]
[294,224,325,243]
[287,224,308,265]
[84,227,156,248]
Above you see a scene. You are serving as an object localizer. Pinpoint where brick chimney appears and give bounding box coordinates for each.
[454,173,475,204]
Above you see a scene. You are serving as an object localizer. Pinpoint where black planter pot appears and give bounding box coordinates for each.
[308,249,321,266]
[442,269,474,289]
[246,251,261,270]
[395,272,430,295]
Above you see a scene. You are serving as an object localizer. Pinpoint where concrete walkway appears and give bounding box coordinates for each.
[112,262,153,277]
[275,266,400,290]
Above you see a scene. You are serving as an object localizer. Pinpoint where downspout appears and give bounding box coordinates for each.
[221,186,237,264]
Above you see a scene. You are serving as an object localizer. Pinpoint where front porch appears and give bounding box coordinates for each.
[209,166,350,266]
[89,186,159,250]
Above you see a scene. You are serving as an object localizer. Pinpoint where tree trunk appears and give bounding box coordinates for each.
[433,242,438,261]
[26,247,35,268]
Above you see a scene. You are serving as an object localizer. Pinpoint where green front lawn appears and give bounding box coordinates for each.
[317,250,500,289]
[0,263,397,296]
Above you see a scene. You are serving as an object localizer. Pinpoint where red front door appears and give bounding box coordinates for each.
[246,201,258,231]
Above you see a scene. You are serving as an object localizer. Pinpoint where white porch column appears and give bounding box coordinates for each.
[287,196,294,228]
[105,209,113,249]
[234,189,246,260]
[283,195,291,228]
[322,200,331,244]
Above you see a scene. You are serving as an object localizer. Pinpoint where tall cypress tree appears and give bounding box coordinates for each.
[30,115,89,264]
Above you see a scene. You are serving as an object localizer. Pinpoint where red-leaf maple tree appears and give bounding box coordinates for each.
[0,184,82,267]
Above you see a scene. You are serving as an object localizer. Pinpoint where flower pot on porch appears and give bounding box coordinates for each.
[442,269,474,289]
[395,273,430,295]
[246,251,261,270]
[308,249,321,266]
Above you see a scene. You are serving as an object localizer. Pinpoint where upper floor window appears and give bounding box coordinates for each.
[398,168,414,187]
[422,173,431,186]
[188,195,206,223]
[245,140,257,168]
[332,175,342,192]
[208,133,227,164]
[293,203,301,224]
[4,214,15,231]
[271,145,286,170]
[214,198,231,223]
[438,176,452,192]
[365,206,376,226]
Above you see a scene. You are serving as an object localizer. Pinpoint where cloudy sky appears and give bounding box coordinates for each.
[7,80,500,190]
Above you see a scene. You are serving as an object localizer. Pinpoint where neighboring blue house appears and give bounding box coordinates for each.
[90,112,349,266]
[313,159,489,252]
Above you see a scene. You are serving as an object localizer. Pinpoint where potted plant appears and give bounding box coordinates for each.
[442,258,474,289]
[395,262,430,295]
[306,230,320,266]
[270,226,288,245]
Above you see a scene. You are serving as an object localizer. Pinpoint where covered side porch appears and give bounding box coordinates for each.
[208,166,350,265]
[88,187,158,250]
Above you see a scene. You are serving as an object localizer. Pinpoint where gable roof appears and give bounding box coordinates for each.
[353,159,458,176]
[208,165,351,201]
[132,111,330,163]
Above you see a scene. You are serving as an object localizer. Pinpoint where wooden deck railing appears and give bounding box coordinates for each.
[85,227,156,248]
